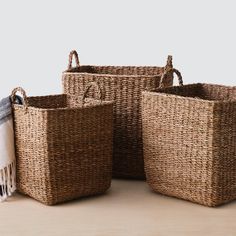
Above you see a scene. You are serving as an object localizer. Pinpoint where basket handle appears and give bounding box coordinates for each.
[68,50,80,70]
[11,87,29,110]
[165,55,173,69]
[82,82,102,105]
[159,68,183,88]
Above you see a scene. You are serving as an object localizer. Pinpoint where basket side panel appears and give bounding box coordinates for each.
[13,107,51,204]
[28,95,67,109]
[212,102,236,205]
[62,71,172,179]
[46,104,113,204]
[142,92,215,206]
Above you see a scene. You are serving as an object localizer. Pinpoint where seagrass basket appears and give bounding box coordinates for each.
[142,71,236,206]
[11,83,113,205]
[62,50,178,179]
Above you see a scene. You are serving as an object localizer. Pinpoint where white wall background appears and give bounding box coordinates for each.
[0,0,235,98]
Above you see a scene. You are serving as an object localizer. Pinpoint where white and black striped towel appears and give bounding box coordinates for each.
[0,96,16,201]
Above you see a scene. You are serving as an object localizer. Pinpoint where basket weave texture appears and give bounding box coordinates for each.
[62,50,176,179]
[142,75,236,206]
[11,83,113,205]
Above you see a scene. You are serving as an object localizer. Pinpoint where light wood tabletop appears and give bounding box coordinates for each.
[0,180,235,236]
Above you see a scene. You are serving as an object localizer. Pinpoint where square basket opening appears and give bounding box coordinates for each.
[65,65,164,76]
[26,94,109,110]
[157,83,236,102]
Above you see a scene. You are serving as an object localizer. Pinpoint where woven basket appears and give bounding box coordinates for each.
[142,71,236,206]
[62,50,178,179]
[11,83,113,205]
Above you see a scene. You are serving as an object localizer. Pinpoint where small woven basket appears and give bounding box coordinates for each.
[11,83,113,205]
[142,71,236,206]
[62,50,179,179]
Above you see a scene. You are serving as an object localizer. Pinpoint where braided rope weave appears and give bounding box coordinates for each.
[68,50,80,69]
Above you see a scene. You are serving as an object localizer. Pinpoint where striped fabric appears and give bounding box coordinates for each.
[0,97,16,201]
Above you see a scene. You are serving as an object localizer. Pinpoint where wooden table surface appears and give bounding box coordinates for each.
[0,180,236,236]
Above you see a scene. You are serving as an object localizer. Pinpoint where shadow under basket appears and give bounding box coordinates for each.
[11,84,113,205]
[142,82,236,207]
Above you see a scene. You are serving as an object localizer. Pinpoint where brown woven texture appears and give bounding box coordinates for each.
[11,83,113,205]
[62,50,177,179]
[142,72,236,206]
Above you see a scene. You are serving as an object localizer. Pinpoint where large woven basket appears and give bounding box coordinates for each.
[11,83,113,205]
[142,72,236,206]
[62,50,178,179]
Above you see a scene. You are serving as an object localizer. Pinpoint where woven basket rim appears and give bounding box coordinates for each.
[142,83,236,104]
[12,102,113,112]
[12,93,113,111]
[63,65,164,78]
[65,64,165,69]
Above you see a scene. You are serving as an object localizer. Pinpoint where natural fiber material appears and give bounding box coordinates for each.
[62,50,177,179]
[11,84,113,205]
[142,73,236,206]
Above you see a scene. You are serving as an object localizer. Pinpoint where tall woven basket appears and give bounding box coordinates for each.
[11,83,113,205]
[62,50,178,179]
[142,71,236,206]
